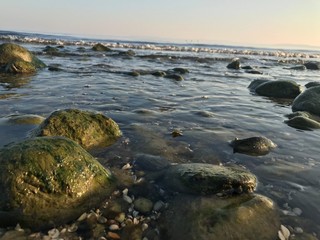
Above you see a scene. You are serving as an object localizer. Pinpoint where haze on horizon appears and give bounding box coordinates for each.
[1,0,319,48]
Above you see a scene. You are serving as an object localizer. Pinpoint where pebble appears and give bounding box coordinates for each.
[77,212,88,221]
[153,200,165,212]
[123,194,133,204]
[294,227,304,233]
[107,231,121,239]
[278,225,290,240]
[67,223,78,232]
[109,224,120,231]
[97,215,108,224]
[292,207,303,216]
[48,228,60,238]
[115,212,126,223]
[142,223,149,231]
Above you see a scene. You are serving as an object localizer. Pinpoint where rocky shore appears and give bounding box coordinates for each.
[0,43,319,240]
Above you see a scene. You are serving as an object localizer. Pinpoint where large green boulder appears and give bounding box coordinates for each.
[292,86,320,116]
[159,194,280,240]
[31,109,122,149]
[0,137,116,229]
[0,43,46,73]
[254,80,302,98]
[159,163,257,195]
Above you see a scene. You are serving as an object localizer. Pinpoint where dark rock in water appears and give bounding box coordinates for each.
[151,70,166,77]
[127,71,140,77]
[160,163,257,195]
[231,136,277,156]
[248,79,270,91]
[165,74,184,81]
[134,154,170,171]
[292,86,320,116]
[242,65,253,70]
[43,46,59,55]
[31,109,122,149]
[246,70,263,75]
[285,111,312,119]
[118,50,135,57]
[288,65,307,71]
[227,58,240,70]
[285,116,320,130]
[304,62,320,70]
[0,43,46,73]
[48,65,62,71]
[0,137,116,229]
[305,81,320,89]
[159,194,280,240]
[92,43,111,52]
[172,67,189,74]
[255,80,302,99]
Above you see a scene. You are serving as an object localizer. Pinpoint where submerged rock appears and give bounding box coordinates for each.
[254,80,302,99]
[159,194,280,240]
[0,43,46,73]
[7,114,45,125]
[227,58,241,70]
[231,136,277,156]
[172,67,189,74]
[165,74,184,81]
[134,154,170,172]
[92,43,111,52]
[31,109,122,149]
[159,163,257,195]
[292,86,320,116]
[246,69,263,75]
[0,137,116,229]
[285,116,320,130]
[288,65,307,71]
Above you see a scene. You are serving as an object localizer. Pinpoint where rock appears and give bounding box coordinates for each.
[151,70,166,77]
[304,62,320,70]
[0,137,116,229]
[165,74,184,81]
[92,43,111,52]
[43,46,60,55]
[247,79,270,91]
[7,114,45,125]
[242,65,253,70]
[172,68,189,74]
[285,116,320,130]
[118,50,135,57]
[227,58,240,70]
[31,109,121,149]
[255,80,302,98]
[288,65,307,71]
[133,197,153,213]
[127,71,140,77]
[159,163,257,195]
[134,154,170,171]
[231,136,276,156]
[305,81,320,89]
[292,86,320,116]
[0,43,46,73]
[246,70,263,75]
[159,194,280,240]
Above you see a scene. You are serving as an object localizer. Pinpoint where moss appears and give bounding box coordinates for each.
[32,109,122,149]
[0,43,46,72]
[0,137,116,229]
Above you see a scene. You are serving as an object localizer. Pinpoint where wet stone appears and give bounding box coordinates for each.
[292,86,320,116]
[159,163,257,195]
[227,58,240,69]
[92,43,111,52]
[254,80,302,99]
[231,136,277,156]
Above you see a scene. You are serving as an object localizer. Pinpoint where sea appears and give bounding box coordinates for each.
[1,30,320,237]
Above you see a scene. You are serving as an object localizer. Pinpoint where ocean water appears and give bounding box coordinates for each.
[1,30,320,236]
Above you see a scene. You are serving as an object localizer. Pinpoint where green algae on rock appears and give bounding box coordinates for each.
[231,136,277,156]
[7,114,45,125]
[31,109,122,149]
[160,163,257,195]
[0,43,46,73]
[92,43,111,52]
[0,136,116,229]
[159,194,280,240]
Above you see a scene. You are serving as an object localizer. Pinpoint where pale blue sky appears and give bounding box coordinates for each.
[1,0,319,47]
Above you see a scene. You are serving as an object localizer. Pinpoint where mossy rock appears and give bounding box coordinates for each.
[0,137,116,229]
[248,79,270,91]
[7,114,45,125]
[160,163,257,195]
[285,116,320,130]
[292,86,320,116]
[159,194,280,240]
[92,43,111,52]
[0,43,46,73]
[31,109,122,149]
[255,80,302,99]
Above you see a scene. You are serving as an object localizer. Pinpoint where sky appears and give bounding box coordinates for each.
[1,0,320,47]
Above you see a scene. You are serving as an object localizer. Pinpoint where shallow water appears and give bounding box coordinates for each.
[1,31,320,237]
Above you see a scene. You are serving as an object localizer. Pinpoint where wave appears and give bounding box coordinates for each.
[0,30,319,59]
